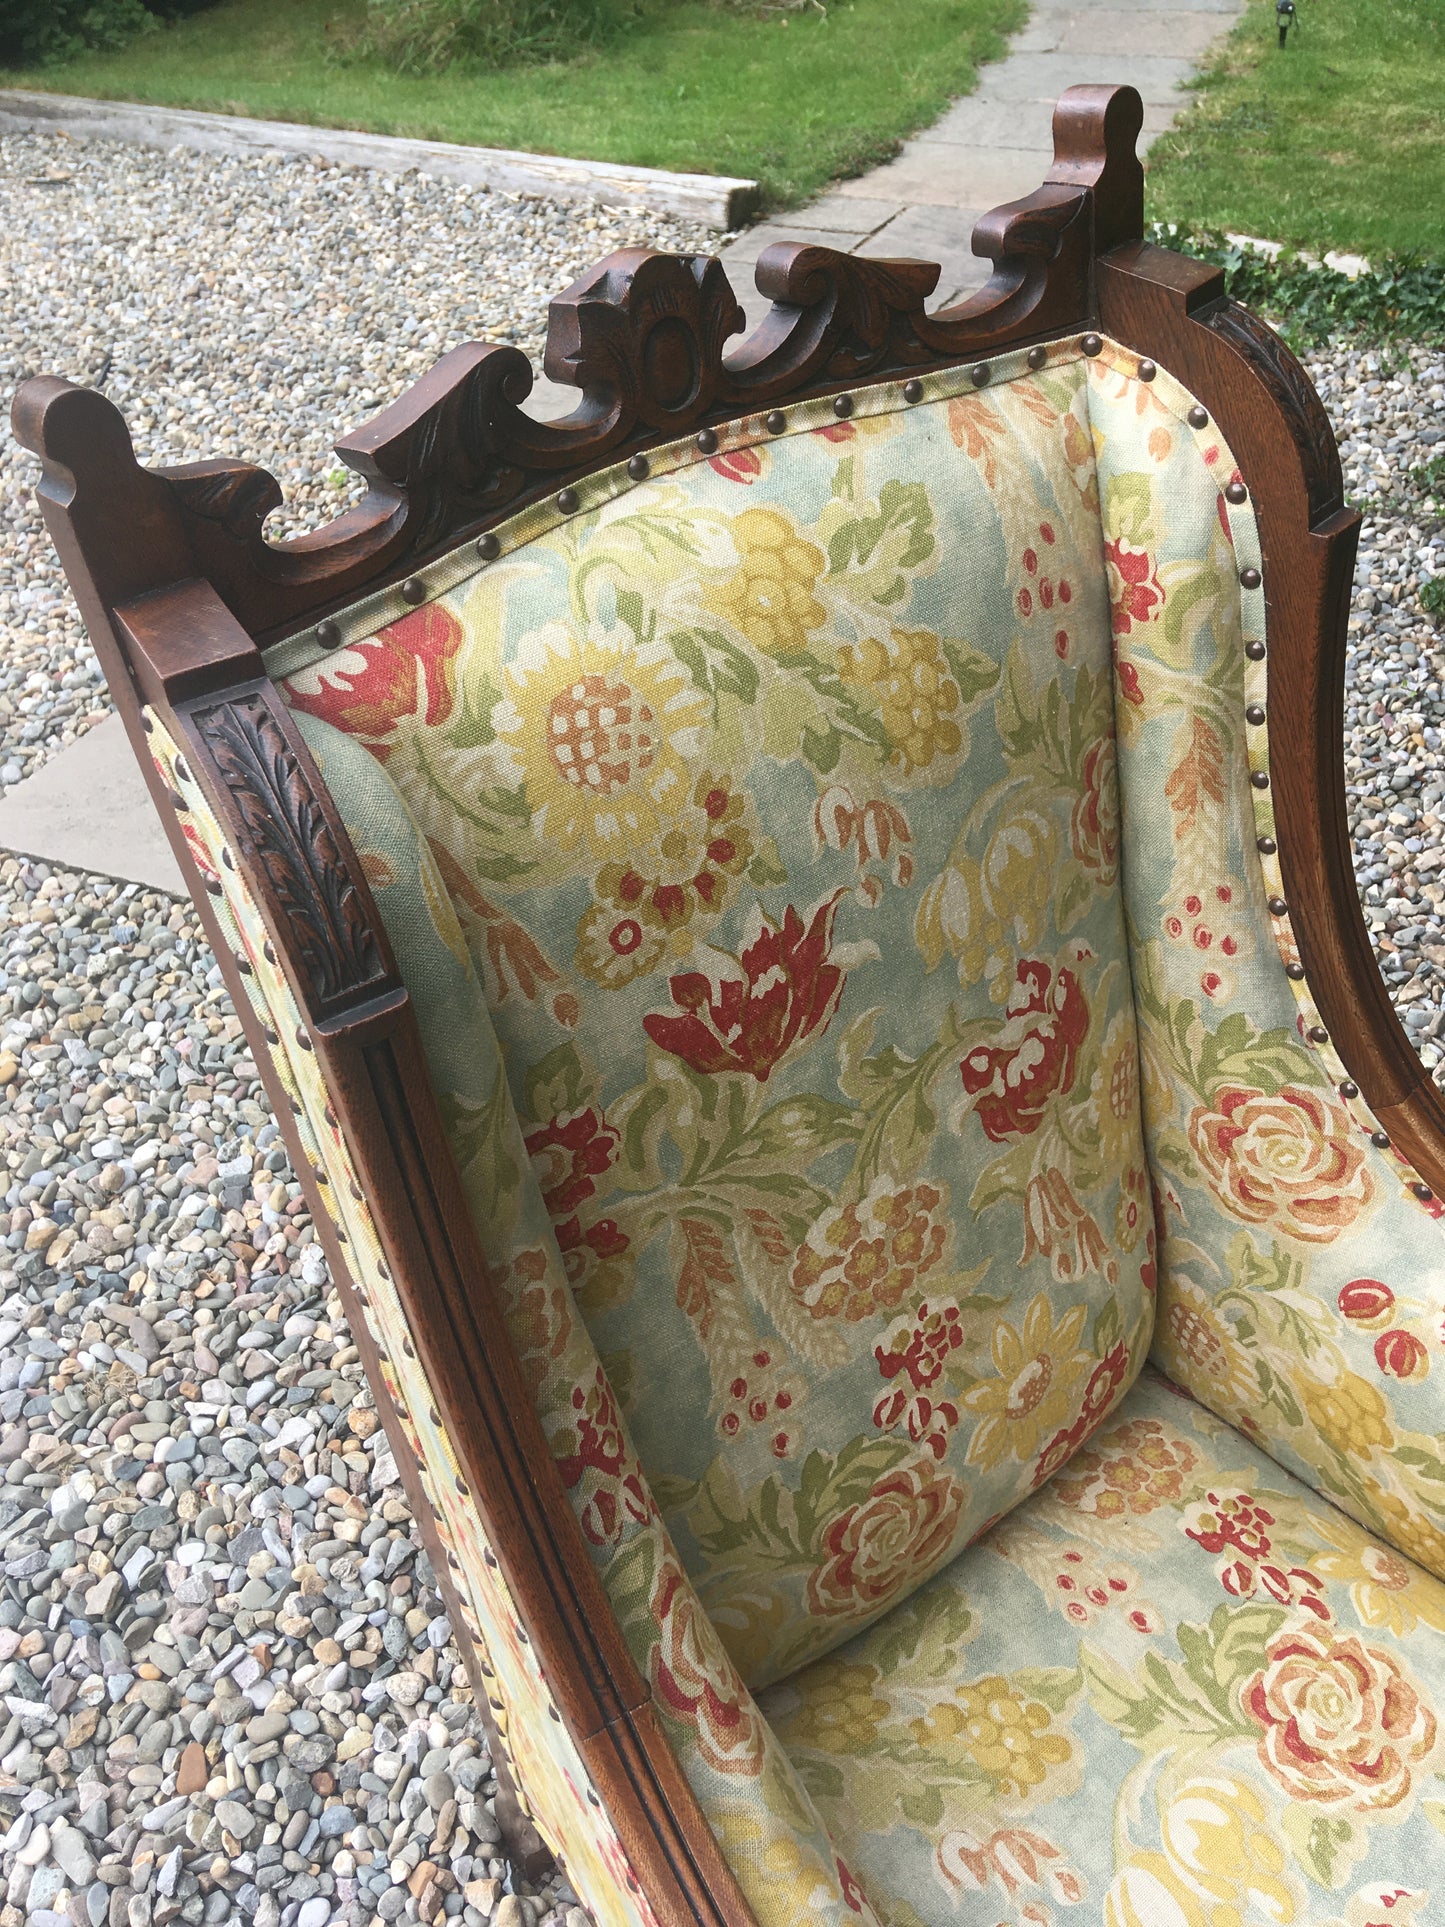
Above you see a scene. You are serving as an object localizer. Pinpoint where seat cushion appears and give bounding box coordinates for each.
[281,339,1155,1687]
[760,1368,1445,1925]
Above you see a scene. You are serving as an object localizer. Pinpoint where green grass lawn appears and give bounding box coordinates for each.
[1147,0,1445,258]
[0,0,1023,210]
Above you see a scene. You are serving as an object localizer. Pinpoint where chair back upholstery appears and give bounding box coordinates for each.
[278,342,1156,1688]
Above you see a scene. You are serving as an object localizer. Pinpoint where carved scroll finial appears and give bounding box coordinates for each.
[1047,83,1145,254]
[11,376,196,609]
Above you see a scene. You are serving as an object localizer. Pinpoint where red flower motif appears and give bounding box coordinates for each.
[874,1300,965,1389]
[554,1369,651,1546]
[1375,1328,1430,1381]
[1104,536,1165,638]
[643,893,850,1081]
[524,1107,618,1220]
[1030,1342,1132,1490]
[1185,1488,1275,1561]
[1116,658,1144,707]
[179,822,220,884]
[836,1859,870,1914]
[286,603,464,747]
[524,1107,629,1282]
[960,960,1090,1142]
[707,447,764,484]
[1185,1489,1328,1617]
[1079,1341,1132,1424]
[1339,1278,1396,1327]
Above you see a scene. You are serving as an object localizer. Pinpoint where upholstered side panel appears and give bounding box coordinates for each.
[291,715,882,1927]
[145,713,668,1927]
[1090,344,1445,1578]
[281,343,1156,1691]
[762,1369,1445,1925]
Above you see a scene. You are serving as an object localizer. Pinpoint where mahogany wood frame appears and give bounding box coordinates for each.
[13,82,1433,1925]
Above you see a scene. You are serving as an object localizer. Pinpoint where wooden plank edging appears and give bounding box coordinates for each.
[0,86,760,229]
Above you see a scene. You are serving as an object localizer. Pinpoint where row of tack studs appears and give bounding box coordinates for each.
[299,332,1436,1207]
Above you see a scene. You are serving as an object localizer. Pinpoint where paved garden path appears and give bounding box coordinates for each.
[723,0,1242,326]
[0,0,1243,892]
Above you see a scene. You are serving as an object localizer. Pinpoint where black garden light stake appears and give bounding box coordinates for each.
[1277,0,1297,46]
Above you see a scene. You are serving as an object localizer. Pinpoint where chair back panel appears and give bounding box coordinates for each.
[281,342,1157,1687]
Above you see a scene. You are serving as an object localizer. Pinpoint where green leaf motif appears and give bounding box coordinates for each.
[825,478,936,604]
[867,1587,974,1681]
[523,1039,597,1127]
[1012,1667,1083,1716]
[438,1065,520,1231]
[732,1093,864,1168]
[445,666,501,752]
[670,624,760,719]
[899,1784,946,1829]
[1282,1802,1358,1892]
[939,637,1002,709]
[1083,1603,1279,1753]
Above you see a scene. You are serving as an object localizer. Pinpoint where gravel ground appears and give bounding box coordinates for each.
[1,125,1444,1927]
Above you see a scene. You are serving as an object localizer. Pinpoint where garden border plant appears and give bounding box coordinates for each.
[1,0,216,68]
[1147,224,1445,352]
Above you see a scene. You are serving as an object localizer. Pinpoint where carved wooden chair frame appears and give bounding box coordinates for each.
[14,83,1433,1926]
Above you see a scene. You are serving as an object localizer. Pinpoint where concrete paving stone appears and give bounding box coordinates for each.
[847,145,1057,210]
[978,50,1202,105]
[854,206,991,305]
[1044,8,1235,57]
[797,191,910,232]
[911,95,1057,150]
[721,218,875,262]
[911,93,1178,150]
[0,714,183,895]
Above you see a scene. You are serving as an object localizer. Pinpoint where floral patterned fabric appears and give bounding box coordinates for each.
[1090,346,1445,1578]
[291,715,881,1927]
[762,1368,1445,1926]
[145,714,667,1927]
[280,344,1158,1705]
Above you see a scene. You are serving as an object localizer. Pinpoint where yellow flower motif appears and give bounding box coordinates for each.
[575,772,758,988]
[1156,1774,1299,1926]
[963,1293,1091,1470]
[497,623,706,859]
[1154,1276,1260,1423]
[915,808,1059,992]
[840,628,963,774]
[707,507,825,656]
[1309,1506,1445,1638]
[911,1674,1071,1797]
[1301,1370,1393,1459]
[1092,1011,1141,1171]
[778,1660,889,1755]
[575,902,667,989]
[1363,1482,1445,1585]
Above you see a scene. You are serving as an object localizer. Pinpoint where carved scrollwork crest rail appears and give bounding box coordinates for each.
[11,84,1146,650]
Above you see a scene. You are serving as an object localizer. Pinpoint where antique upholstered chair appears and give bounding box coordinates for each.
[17,83,1445,1926]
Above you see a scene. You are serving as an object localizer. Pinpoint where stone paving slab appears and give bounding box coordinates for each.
[0,714,184,894]
[974,49,1199,103]
[836,146,1067,210]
